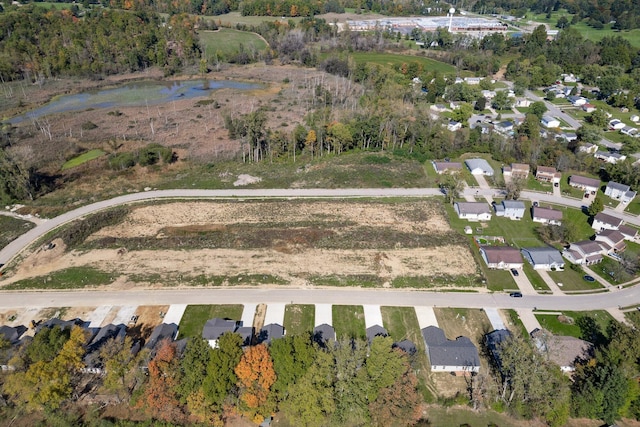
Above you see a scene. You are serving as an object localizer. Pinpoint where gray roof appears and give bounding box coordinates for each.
[0,325,27,344]
[532,206,562,221]
[236,326,255,346]
[606,181,631,192]
[521,247,564,266]
[485,329,511,372]
[366,325,388,343]
[87,324,126,354]
[433,161,462,172]
[455,202,492,215]
[422,326,480,368]
[464,158,494,174]
[144,323,178,351]
[570,175,600,188]
[594,212,623,227]
[393,339,417,355]
[313,324,336,343]
[259,323,283,345]
[502,200,525,209]
[202,318,237,341]
[620,225,639,238]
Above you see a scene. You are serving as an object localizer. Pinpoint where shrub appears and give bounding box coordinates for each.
[81,121,98,130]
[108,152,136,170]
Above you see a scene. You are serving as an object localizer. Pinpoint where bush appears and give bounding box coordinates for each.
[55,207,129,249]
[81,121,98,130]
[108,152,136,170]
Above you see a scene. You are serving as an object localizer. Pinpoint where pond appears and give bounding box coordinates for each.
[8,79,263,124]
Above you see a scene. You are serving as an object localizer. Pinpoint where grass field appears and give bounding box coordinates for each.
[61,149,106,171]
[202,11,303,27]
[2,266,113,290]
[177,304,243,339]
[283,304,315,336]
[535,310,614,338]
[199,28,268,58]
[349,52,456,74]
[0,216,35,250]
[523,263,551,292]
[332,305,366,340]
[549,265,605,291]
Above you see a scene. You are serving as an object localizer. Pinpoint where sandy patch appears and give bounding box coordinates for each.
[233,174,262,186]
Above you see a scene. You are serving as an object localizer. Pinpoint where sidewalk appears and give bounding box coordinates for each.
[515,308,542,334]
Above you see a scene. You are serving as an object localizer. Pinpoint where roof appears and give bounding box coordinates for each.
[532,206,563,221]
[366,325,388,342]
[531,329,593,369]
[536,166,558,175]
[313,324,335,343]
[202,318,237,341]
[521,247,564,265]
[455,202,491,215]
[422,326,480,368]
[87,324,126,354]
[236,326,255,346]
[480,246,523,264]
[620,224,639,238]
[570,175,600,188]
[485,329,511,371]
[502,200,525,210]
[606,181,631,192]
[510,163,529,172]
[433,161,462,172]
[37,318,86,333]
[464,158,494,174]
[259,324,283,345]
[594,212,623,227]
[597,229,625,242]
[0,325,27,344]
[393,339,417,355]
[572,240,603,255]
[144,323,178,351]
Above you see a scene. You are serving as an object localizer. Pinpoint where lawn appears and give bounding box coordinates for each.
[425,405,526,427]
[563,206,596,240]
[199,28,268,58]
[548,265,605,291]
[535,310,615,339]
[0,216,35,250]
[349,52,455,74]
[434,307,492,345]
[504,309,528,338]
[591,257,635,285]
[2,266,113,290]
[523,263,551,292]
[525,174,554,193]
[626,200,640,215]
[283,304,315,336]
[332,305,366,340]
[380,306,436,402]
[61,149,106,171]
[177,304,243,339]
[625,310,640,328]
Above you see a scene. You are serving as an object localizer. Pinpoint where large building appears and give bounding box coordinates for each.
[344,16,508,36]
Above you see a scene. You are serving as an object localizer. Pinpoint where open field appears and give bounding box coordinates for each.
[199,28,268,57]
[0,199,482,290]
[332,305,366,340]
[349,52,456,74]
[0,216,35,250]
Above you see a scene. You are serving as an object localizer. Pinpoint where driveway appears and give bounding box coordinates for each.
[515,308,542,334]
[363,305,383,328]
[511,270,537,295]
[536,270,564,295]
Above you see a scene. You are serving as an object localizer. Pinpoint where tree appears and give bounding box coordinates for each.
[176,337,211,405]
[587,194,604,217]
[556,16,569,29]
[451,102,473,124]
[235,343,277,424]
[588,109,609,128]
[529,101,547,119]
[331,338,369,424]
[101,336,148,401]
[369,359,422,427]
[505,177,525,200]
[572,362,629,424]
[362,337,407,403]
[492,90,513,110]
[270,333,316,402]
[440,174,465,204]
[577,125,603,144]
[203,332,244,410]
[140,339,182,422]
[475,96,487,111]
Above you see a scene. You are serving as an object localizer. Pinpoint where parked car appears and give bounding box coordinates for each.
[510,268,519,276]
[509,292,523,298]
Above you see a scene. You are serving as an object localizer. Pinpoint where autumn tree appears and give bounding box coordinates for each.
[140,339,183,422]
[202,331,243,410]
[235,343,277,424]
[369,358,422,427]
[101,336,149,401]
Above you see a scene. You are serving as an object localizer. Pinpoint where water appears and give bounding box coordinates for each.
[8,79,262,124]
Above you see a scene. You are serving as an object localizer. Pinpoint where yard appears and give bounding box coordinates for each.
[548,264,605,292]
[177,304,243,339]
[332,305,366,340]
[522,263,551,292]
[283,304,315,336]
[534,310,614,339]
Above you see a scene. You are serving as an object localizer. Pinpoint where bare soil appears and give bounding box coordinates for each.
[2,200,480,290]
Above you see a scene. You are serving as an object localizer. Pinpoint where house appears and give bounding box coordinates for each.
[594,150,627,164]
[558,132,578,143]
[595,230,626,254]
[366,325,388,344]
[592,212,623,231]
[621,126,638,137]
[236,326,255,346]
[0,325,27,344]
[632,114,640,123]
[447,120,462,132]
[430,104,449,113]
[393,339,417,355]
[620,224,639,241]
[471,122,493,134]
[502,163,529,179]
[481,90,496,99]
[563,73,578,83]
[536,166,561,183]
[530,329,593,372]
[464,77,483,85]
[144,323,178,354]
[567,96,588,106]
[578,143,598,154]
[313,324,336,345]
[454,202,492,221]
[422,326,480,374]
[258,323,284,345]
[582,103,596,113]
[521,247,565,270]
[532,206,563,225]
[541,116,560,128]
[563,240,604,265]
[432,161,462,174]
[569,175,600,193]
[515,98,531,108]
[494,200,526,220]
[36,317,86,333]
[485,329,512,375]
[605,182,636,203]
[479,246,524,269]
[202,318,238,348]
[465,158,494,176]
[609,119,626,130]
[83,324,127,374]
[495,121,514,134]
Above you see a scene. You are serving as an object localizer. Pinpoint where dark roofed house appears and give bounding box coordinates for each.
[313,324,336,346]
[569,175,600,192]
[144,323,178,355]
[532,206,563,225]
[393,339,417,355]
[595,230,626,254]
[258,323,284,345]
[563,240,603,265]
[202,318,238,348]
[36,317,86,333]
[620,224,639,241]
[422,326,480,374]
[485,329,512,375]
[521,247,565,270]
[432,161,463,174]
[592,212,623,231]
[83,324,127,374]
[479,246,524,270]
[366,325,388,344]
[0,325,27,344]
[531,328,593,372]
[236,326,255,346]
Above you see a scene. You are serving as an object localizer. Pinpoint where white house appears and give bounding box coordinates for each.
[494,200,526,220]
[422,326,480,374]
[631,115,640,123]
[515,98,531,108]
[579,143,598,154]
[447,120,462,132]
[621,126,638,137]
[521,247,565,270]
[568,96,588,106]
[594,230,626,255]
[605,181,636,203]
[594,151,626,164]
[536,166,561,184]
[479,246,524,269]
[569,175,600,193]
[464,158,494,176]
[563,240,604,265]
[454,202,492,221]
[620,225,639,241]
[541,116,560,128]
[592,212,623,231]
[502,163,529,179]
[532,206,563,225]
[609,119,626,130]
[582,103,596,113]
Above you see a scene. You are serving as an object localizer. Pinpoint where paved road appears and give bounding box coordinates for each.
[0,287,638,311]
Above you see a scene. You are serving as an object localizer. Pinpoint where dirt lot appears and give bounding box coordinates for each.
[2,200,481,290]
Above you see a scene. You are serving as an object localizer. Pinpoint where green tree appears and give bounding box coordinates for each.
[202,332,243,409]
[331,338,369,424]
[588,194,604,217]
[362,336,407,403]
[492,90,513,110]
[270,333,316,402]
[588,109,609,128]
[572,362,629,424]
[101,336,148,401]
[176,337,211,404]
[577,125,603,144]
[529,101,547,119]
